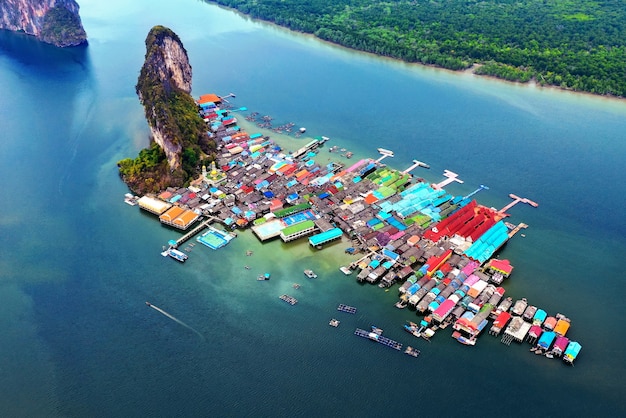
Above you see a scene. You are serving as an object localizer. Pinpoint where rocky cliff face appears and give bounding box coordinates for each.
[136,26,194,173]
[0,0,87,47]
[118,26,211,194]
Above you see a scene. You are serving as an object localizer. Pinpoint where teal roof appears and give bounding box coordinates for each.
[309,228,343,246]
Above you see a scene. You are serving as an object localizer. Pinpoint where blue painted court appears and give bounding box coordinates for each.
[282,209,317,226]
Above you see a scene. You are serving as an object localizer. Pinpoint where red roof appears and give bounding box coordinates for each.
[488,259,514,275]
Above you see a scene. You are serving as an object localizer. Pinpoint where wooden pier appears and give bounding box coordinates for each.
[506,222,529,239]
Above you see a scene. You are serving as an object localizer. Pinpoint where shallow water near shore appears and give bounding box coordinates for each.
[1,0,625,416]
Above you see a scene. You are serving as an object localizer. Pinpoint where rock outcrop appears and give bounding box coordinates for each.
[0,0,87,47]
[118,26,214,195]
[136,26,193,173]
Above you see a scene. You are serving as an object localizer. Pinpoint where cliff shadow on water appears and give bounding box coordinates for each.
[0,28,90,74]
[0,27,98,199]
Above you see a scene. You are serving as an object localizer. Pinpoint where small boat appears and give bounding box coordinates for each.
[404,322,421,338]
[124,193,138,206]
[371,326,383,335]
[244,265,251,270]
[455,335,477,346]
[292,283,301,289]
[329,319,340,327]
[404,346,420,357]
[166,248,188,263]
[339,266,352,275]
[304,269,318,279]
[257,272,271,281]
[395,300,408,309]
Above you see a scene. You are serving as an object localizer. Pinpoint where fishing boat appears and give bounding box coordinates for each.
[304,269,318,279]
[329,318,340,327]
[405,346,420,357]
[124,193,138,206]
[166,248,188,263]
[395,299,408,309]
[339,266,352,275]
[404,321,421,338]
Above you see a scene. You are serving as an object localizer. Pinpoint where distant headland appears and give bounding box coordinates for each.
[0,0,87,47]
[204,0,626,98]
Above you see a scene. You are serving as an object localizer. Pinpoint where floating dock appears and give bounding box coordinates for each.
[196,225,236,249]
[337,304,357,314]
[279,294,298,305]
[354,328,402,350]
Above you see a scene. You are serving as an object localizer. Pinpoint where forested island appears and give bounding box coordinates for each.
[207,0,626,97]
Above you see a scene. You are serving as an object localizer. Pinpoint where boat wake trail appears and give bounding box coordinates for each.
[146,302,205,341]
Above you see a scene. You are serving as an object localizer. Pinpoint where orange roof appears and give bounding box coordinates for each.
[295,169,309,179]
[407,235,421,246]
[279,164,294,173]
[198,93,221,104]
[554,319,570,336]
[160,206,184,222]
[173,210,199,227]
[269,199,283,211]
[364,194,379,205]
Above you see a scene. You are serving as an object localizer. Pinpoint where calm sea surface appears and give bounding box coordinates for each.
[1,0,625,416]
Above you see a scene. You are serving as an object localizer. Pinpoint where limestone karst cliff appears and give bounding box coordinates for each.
[117,26,215,195]
[0,0,87,47]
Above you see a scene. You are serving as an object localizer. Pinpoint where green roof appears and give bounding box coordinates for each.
[272,203,311,218]
[281,220,315,236]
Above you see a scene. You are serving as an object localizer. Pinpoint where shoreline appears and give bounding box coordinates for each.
[208,2,626,106]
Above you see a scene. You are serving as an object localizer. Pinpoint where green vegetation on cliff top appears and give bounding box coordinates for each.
[207,0,626,97]
[40,5,87,47]
[118,26,215,195]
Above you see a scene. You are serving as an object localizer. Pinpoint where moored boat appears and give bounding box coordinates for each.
[405,346,420,357]
[304,269,318,279]
[166,248,188,263]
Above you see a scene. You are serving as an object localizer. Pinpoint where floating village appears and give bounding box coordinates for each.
[126,92,582,365]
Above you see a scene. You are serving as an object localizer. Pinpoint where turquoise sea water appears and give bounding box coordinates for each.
[1,0,625,416]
